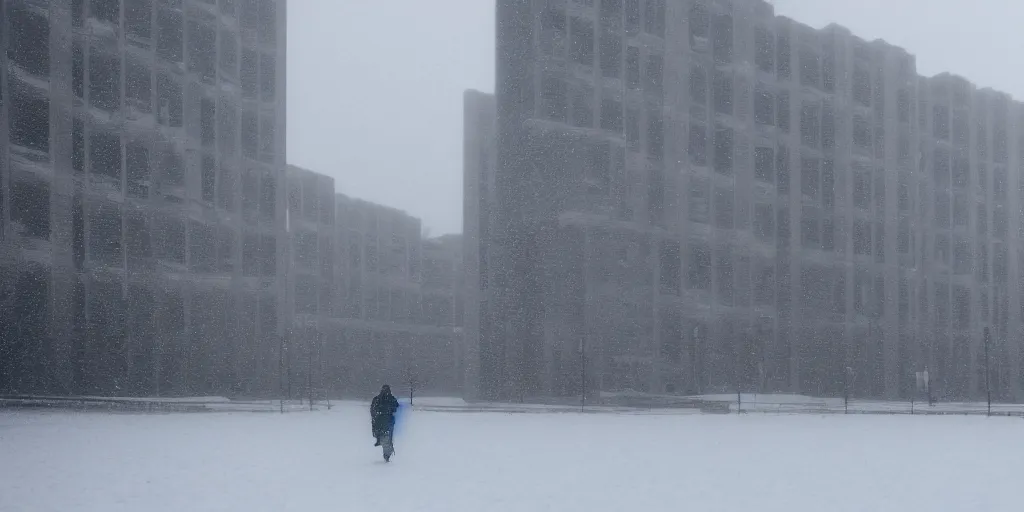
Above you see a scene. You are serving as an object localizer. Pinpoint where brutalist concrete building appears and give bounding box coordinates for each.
[0,0,287,396]
[474,0,1024,402]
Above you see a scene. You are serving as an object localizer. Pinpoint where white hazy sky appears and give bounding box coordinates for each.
[287,0,1024,236]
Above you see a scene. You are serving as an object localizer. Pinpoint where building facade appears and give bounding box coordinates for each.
[0,0,288,397]
[478,0,1024,402]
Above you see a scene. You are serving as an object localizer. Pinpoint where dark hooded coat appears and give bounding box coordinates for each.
[370,385,399,439]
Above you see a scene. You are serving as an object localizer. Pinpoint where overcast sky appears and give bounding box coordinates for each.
[287,0,1024,236]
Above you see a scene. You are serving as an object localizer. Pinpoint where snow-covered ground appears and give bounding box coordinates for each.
[2,404,1021,511]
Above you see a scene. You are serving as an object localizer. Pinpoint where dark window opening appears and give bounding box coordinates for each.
[261,172,276,221]
[714,187,734,228]
[776,145,790,194]
[260,114,276,161]
[712,14,733,64]
[188,21,217,84]
[659,240,681,295]
[754,147,774,183]
[571,85,593,128]
[241,48,258,98]
[126,142,150,198]
[714,127,733,175]
[853,67,871,107]
[8,5,50,77]
[689,124,707,166]
[822,159,835,210]
[12,180,51,240]
[89,51,122,112]
[713,71,732,114]
[241,110,258,158]
[799,51,819,88]
[257,0,277,44]
[644,0,665,37]
[73,119,85,174]
[645,54,664,93]
[219,101,238,156]
[690,64,707,105]
[89,131,123,185]
[260,54,276,101]
[599,31,621,78]
[9,86,50,153]
[689,176,710,223]
[201,156,216,204]
[218,166,236,211]
[801,103,820,147]
[156,8,184,64]
[801,157,819,198]
[88,203,123,266]
[220,30,238,78]
[126,0,152,39]
[601,99,623,132]
[754,203,774,240]
[189,221,216,273]
[156,74,183,127]
[125,61,152,113]
[91,0,121,25]
[755,27,774,73]
[777,32,791,79]
[201,98,216,147]
[648,108,664,161]
[542,76,567,122]
[625,0,640,36]
[160,150,185,187]
[570,18,595,65]
[754,85,774,125]
[73,44,85,99]
[688,242,712,290]
[626,46,641,89]
[157,217,186,264]
[777,91,790,132]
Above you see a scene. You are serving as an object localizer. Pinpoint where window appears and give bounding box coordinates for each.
[156,74,183,127]
[90,131,122,184]
[714,187,734,228]
[712,14,733,64]
[933,105,950,140]
[601,99,622,132]
[934,192,950,229]
[716,249,734,305]
[200,98,216,147]
[690,64,707,105]
[126,0,153,39]
[898,178,909,212]
[875,222,885,263]
[188,21,217,84]
[10,86,50,153]
[126,62,152,112]
[822,104,835,149]
[754,147,774,183]
[853,116,870,149]
[874,170,885,211]
[156,8,183,63]
[898,218,909,254]
[689,176,710,223]
[822,217,834,251]
[776,145,790,194]
[754,203,773,241]
[570,18,595,65]
[777,92,790,132]
[952,152,969,188]
[126,142,149,198]
[853,170,870,209]
[541,76,567,121]
[571,85,593,127]
[801,156,819,198]
[626,47,641,88]
[647,107,664,161]
[799,50,820,88]
[977,203,988,235]
[755,27,774,72]
[777,31,791,79]
[626,107,640,150]
[801,209,819,248]
[625,0,655,34]
[688,242,712,290]
[800,103,819,147]
[8,5,50,77]
[625,0,640,35]
[822,159,835,210]
[260,54,276,101]
[73,120,85,174]
[897,90,911,123]
[89,52,121,112]
[953,194,968,227]
[659,240,681,295]
[241,48,258,98]
[713,71,732,114]
[754,85,774,125]
[599,30,621,78]
[853,67,871,106]
[714,127,733,174]
[645,54,664,93]
[854,220,871,256]
[822,55,836,92]
[202,156,216,203]
[934,147,950,189]
[953,239,971,275]
[689,124,707,165]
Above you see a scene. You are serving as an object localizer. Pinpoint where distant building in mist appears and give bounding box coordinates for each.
[472,0,1024,402]
[0,0,288,396]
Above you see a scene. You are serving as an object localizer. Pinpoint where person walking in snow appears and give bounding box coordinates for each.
[370,384,400,460]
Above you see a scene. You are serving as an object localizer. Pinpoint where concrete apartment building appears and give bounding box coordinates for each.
[473,0,1024,402]
[0,0,288,397]
[283,164,335,398]
[329,195,462,397]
